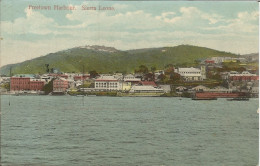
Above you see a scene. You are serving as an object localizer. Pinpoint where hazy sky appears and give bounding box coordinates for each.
[0,0,259,67]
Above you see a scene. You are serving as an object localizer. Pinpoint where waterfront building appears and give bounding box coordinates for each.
[94,75,122,91]
[53,78,69,92]
[122,82,132,91]
[208,86,232,93]
[129,85,164,93]
[29,79,45,91]
[158,85,171,93]
[10,74,45,91]
[191,85,209,92]
[175,86,188,93]
[139,81,157,87]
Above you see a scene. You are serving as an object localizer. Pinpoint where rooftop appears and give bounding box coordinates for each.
[178,67,201,72]
[12,74,35,78]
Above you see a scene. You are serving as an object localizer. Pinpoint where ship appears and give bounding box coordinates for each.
[194,92,247,99]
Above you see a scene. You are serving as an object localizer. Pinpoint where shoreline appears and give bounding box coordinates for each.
[1,93,258,99]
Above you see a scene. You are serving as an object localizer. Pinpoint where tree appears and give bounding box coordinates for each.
[144,73,154,81]
[151,66,156,73]
[1,83,10,91]
[151,66,156,81]
[89,70,99,78]
[164,64,174,75]
[45,64,49,73]
[172,73,181,81]
[135,65,149,74]
[42,79,54,95]
[158,74,166,82]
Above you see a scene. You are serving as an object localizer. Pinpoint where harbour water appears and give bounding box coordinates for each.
[0,95,258,166]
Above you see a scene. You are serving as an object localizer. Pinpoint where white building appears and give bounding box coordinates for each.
[158,85,171,93]
[40,74,53,83]
[208,86,232,93]
[129,85,164,93]
[228,71,257,77]
[191,85,209,92]
[210,57,246,64]
[154,70,165,79]
[0,76,10,84]
[123,74,141,82]
[94,75,122,91]
[177,67,206,81]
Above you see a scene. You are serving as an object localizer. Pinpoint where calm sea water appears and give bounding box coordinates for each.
[0,95,258,166]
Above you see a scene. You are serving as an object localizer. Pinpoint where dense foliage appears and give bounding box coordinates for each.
[0,45,238,75]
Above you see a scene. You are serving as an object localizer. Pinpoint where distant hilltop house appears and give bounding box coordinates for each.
[207,57,246,64]
[10,74,45,91]
[176,66,206,81]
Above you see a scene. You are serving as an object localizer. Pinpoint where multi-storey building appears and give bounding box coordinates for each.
[176,67,206,81]
[94,75,122,91]
[10,74,45,91]
[228,71,259,82]
[53,78,69,92]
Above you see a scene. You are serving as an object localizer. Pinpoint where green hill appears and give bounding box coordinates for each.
[0,45,238,75]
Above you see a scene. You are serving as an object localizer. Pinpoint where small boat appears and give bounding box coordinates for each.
[227,97,249,101]
[192,97,217,100]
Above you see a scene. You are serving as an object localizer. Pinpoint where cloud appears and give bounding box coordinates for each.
[156,6,224,26]
[66,3,163,30]
[0,2,258,66]
[2,8,57,35]
[202,11,258,33]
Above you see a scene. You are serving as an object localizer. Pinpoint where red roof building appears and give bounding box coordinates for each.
[73,74,90,81]
[53,78,69,92]
[229,76,259,81]
[11,77,44,91]
[205,60,215,64]
[139,81,157,87]
[48,74,68,79]
[228,71,259,82]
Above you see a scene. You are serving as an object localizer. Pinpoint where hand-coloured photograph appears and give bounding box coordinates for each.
[0,0,259,165]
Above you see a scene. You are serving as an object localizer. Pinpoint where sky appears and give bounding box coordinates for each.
[0,0,259,67]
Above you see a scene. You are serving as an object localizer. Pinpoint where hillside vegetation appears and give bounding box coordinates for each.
[0,45,238,75]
